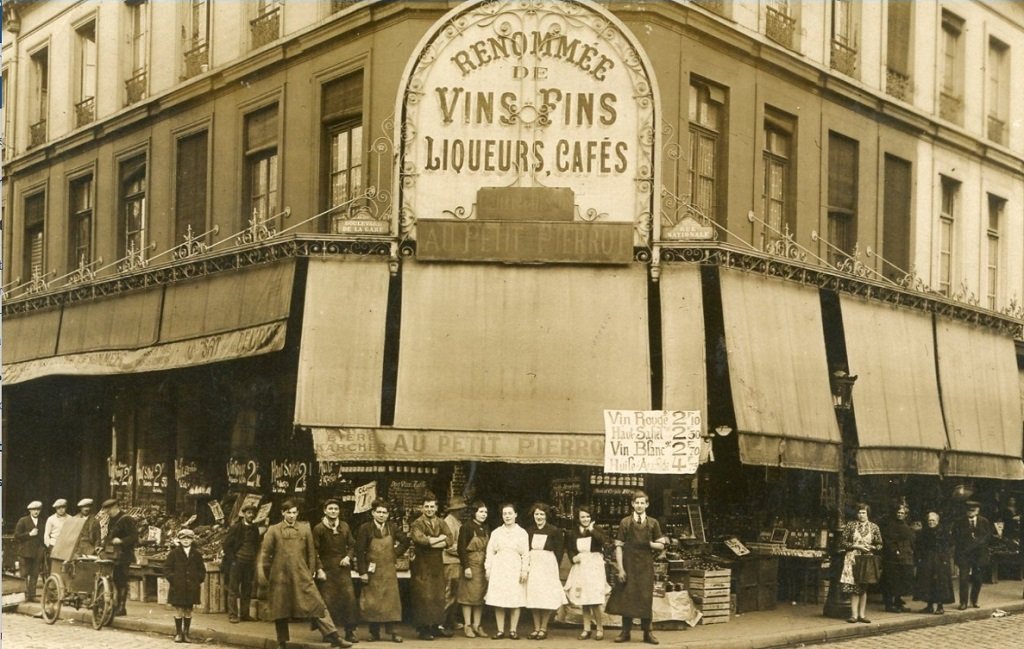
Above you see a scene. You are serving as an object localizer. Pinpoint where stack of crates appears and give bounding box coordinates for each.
[686,568,732,624]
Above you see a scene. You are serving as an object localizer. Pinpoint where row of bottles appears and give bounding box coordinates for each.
[589,472,645,487]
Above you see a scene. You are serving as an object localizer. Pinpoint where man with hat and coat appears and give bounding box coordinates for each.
[223,502,263,623]
[75,498,102,557]
[14,501,46,601]
[100,498,138,616]
[951,500,994,609]
[44,499,71,557]
[441,496,468,634]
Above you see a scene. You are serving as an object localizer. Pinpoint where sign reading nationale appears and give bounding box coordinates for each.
[398,0,656,263]
[603,410,702,474]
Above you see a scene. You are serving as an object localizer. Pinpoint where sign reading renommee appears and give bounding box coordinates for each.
[399,0,656,261]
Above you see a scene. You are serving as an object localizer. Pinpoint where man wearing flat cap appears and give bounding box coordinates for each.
[313,498,359,643]
[951,500,994,609]
[223,501,263,623]
[75,498,103,556]
[45,498,70,553]
[101,498,138,616]
[442,497,469,634]
[14,501,46,601]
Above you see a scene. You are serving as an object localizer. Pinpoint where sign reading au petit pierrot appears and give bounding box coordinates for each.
[400,0,657,263]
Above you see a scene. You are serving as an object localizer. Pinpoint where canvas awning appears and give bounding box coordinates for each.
[344,261,652,464]
[719,269,841,471]
[840,296,947,474]
[294,258,391,428]
[2,260,295,384]
[659,264,707,429]
[936,319,1024,480]
[2,307,61,364]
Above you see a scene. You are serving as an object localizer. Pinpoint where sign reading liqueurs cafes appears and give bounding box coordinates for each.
[397,0,658,263]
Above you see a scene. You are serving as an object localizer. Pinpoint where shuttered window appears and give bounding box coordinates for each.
[827,132,858,265]
[23,191,45,280]
[175,130,209,241]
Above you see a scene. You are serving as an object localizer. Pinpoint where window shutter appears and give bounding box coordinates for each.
[245,104,279,153]
[322,71,363,123]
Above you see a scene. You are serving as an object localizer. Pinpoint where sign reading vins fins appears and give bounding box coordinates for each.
[399,0,656,264]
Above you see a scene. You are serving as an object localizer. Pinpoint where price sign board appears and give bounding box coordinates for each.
[603,410,702,474]
[354,481,377,514]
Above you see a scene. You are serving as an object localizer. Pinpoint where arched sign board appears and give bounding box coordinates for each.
[397,0,659,264]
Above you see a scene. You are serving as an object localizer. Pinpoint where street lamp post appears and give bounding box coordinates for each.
[823,370,857,619]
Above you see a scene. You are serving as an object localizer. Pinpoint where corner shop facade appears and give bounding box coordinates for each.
[3,0,1023,585]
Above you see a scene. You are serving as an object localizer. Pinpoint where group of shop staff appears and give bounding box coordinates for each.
[218,490,667,648]
[840,500,1011,622]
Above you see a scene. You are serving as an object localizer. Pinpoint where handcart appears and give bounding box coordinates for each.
[39,516,116,629]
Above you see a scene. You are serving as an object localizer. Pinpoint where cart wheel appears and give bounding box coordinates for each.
[40,574,63,624]
[91,576,114,630]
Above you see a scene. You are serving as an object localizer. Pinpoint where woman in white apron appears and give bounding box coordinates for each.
[565,505,610,640]
[484,503,529,639]
[524,503,567,640]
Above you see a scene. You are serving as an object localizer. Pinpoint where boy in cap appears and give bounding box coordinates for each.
[223,502,263,623]
[101,498,138,616]
[14,501,46,601]
[165,528,207,643]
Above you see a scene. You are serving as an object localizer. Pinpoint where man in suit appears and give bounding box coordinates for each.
[951,500,994,609]
[14,501,47,602]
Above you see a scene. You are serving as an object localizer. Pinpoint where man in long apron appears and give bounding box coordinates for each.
[606,491,667,645]
[409,493,455,640]
[355,499,406,643]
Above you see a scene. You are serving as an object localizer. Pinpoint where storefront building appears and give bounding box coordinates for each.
[3,0,1023,610]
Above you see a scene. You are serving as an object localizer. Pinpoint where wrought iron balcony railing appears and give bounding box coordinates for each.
[29,119,47,148]
[830,39,858,77]
[939,91,962,123]
[987,115,1007,145]
[183,42,209,80]
[765,7,796,49]
[886,68,911,101]
[75,96,96,128]
[125,70,147,105]
[250,7,280,49]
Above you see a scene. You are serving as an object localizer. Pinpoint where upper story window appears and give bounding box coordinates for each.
[939,11,964,124]
[765,0,797,50]
[882,154,912,284]
[830,0,859,77]
[322,72,364,232]
[688,80,726,224]
[175,130,209,242]
[827,132,859,267]
[75,20,98,127]
[986,194,1004,310]
[987,38,1010,145]
[29,47,49,147]
[2,69,12,159]
[885,1,912,101]
[251,1,281,50]
[762,111,794,246]
[23,191,46,282]
[937,176,959,297]
[244,104,280,228]
[69,175,94,273]
[119,155,148,262]
[125,0,149,105]
[183,0,210,79]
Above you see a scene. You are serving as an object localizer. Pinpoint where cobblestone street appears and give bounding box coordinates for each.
[804,611,1024,648]
[0,612,236,649]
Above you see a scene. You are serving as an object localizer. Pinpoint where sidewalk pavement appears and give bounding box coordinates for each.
[9,579,1024,649]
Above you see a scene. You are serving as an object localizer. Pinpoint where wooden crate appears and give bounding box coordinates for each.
[700,612,731,625]
[157,577,170,605]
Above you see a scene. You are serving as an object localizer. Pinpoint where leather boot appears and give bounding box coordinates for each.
[182,617,192,643]
[326,632,353,648]
[174,618,184,643]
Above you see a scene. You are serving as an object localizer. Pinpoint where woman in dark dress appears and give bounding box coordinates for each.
[164,528,206,643]
[456,501,490,639]
[881,503,915,612]
[913,511,955,614]
[565,504,610,640]
[313,499,359,643]
[606,490,666,645]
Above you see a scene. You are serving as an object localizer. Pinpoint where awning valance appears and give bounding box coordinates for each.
[293,259,390,428]
[660,264,707,430]
[392,262,651,451]
[936,319,1024,480]
[840,296,947,475]
[719,269,841,471]
[3,260,296,384]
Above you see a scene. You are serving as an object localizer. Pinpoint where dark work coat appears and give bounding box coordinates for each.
[880,517,915,595]
[951,515,994,569]
[106,511,138,567]
[313,519,358,626]
[165,545,207,607]
[259,521,328,621]
[913,525,955,604]
[408,514,453,627]
[14,515,46,560]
